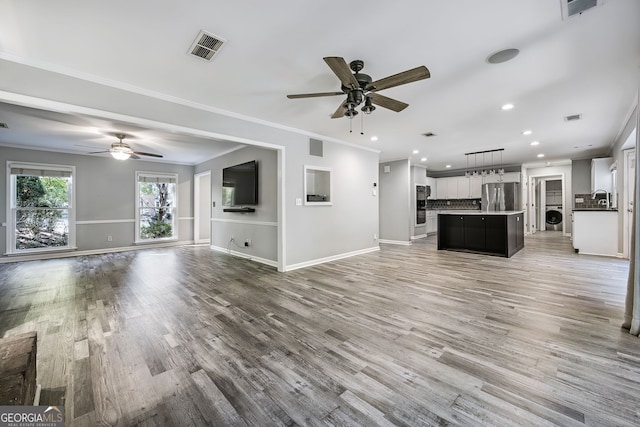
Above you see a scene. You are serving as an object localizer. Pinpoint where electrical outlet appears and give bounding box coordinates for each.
[230,235,234,241]
[244,239,251,247]
[107,235,113,242]
[373,233,377,240]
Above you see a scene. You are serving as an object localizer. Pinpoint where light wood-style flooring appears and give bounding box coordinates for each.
[0,232,638,426]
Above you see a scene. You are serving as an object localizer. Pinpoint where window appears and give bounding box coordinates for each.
[135,172,178,242]
[7,162,75,254]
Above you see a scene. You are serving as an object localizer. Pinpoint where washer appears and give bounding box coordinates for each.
[545,205,563,231]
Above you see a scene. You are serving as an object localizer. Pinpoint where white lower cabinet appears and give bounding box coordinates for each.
[426,211,438,234]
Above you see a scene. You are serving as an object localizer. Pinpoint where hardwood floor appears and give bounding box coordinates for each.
[0,232,638,426]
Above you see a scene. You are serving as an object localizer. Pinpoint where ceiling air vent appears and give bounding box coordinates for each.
[422,132,436,138]
[564,114,582,122]
[189,30,226,61]
[0,123,8,129]
[561,0,604,20]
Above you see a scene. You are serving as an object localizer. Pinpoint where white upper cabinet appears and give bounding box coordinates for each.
[591,157,613,193]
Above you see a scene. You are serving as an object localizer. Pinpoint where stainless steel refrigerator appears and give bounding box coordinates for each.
[482,182,521,211]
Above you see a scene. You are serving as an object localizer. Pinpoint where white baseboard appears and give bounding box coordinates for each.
[0,240,195,264]
[210,245,278,268]
[411,234,427,240]
[283,246,380,272]
[378,239,412,246]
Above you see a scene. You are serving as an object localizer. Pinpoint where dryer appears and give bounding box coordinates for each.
[545,205,563,231]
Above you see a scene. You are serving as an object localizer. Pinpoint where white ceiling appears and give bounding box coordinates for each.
[0,0,638,170]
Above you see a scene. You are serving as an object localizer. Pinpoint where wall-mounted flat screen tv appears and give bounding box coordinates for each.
[222,160,258,206]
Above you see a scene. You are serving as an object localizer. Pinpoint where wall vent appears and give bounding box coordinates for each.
[0,123,7,129]
[564,114,582,122]
[309,138,323,157]
[189,30,226,61]
[422,132,436,138]
[561,0,604,20]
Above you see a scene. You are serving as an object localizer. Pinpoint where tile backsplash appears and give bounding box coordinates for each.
[427,199,481,210]
[574,193,609,209]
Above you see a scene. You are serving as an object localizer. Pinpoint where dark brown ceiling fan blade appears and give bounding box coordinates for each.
[368,93,409,112]
[331,101,347,119]
[323,57,359,89]
[287,91,344,99]
[133,151,163,158]
[367,66,430,92]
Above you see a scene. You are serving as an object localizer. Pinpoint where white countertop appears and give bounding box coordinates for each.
[436,210,524,216]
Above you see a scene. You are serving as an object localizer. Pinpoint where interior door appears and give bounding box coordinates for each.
[529,177,537,234]
[538,180,547,231]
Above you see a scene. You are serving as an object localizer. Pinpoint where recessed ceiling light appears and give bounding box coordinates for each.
[537,154,545,158]
[522,130,532,136]
[486,48,520,64]
[370,136,378,141]
[420,157,427,162]
[445,164,452,168]
[530,141,540,146]
[501,103,514,111]
[412,150,419,154]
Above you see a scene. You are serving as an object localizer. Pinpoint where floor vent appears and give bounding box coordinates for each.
[564,114,582,122]
[561,0,603,20]
[189,30,226,61]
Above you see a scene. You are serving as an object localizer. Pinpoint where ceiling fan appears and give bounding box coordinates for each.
[287,57,430,119]
[89,134,163,160]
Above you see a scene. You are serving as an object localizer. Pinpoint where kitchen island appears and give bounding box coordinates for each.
[437,211,524,257]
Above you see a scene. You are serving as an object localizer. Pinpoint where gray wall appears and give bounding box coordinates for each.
[571,159,591,198]
[196,146,278,263]
[0,146,194,257]
[0,59,381,270]
[379,160,411,243]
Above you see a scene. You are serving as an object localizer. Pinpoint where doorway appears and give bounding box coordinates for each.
[527,173,566,235]
[194,171,211,244]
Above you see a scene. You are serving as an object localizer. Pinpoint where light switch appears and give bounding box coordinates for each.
[295,198,302,206]
[372,189,377,196]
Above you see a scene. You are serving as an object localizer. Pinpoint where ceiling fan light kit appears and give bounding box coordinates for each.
[287,56,430,126]
[89,133,163,160]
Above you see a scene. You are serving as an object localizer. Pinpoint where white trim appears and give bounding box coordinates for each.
[378,239,412,246]
[178,217,194,221]
[76,219,135,225]
[210,245,278,268]
[283,246,380,272]
[0,55,380,155]
[278,149,285,272]
[194,170,212,245]
[211,218,277,227]
[0,240,194,264]
[411,234,428,240]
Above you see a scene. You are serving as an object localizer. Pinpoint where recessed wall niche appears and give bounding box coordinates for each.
[304,165,332,206]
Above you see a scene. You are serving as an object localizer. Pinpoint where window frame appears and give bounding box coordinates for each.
[6,161,76,255]
[135,171,179,244]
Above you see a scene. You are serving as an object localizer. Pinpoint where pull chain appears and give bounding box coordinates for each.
[360,113,364,135]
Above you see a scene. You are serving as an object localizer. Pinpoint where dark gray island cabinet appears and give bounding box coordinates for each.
[437,211,524,257]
